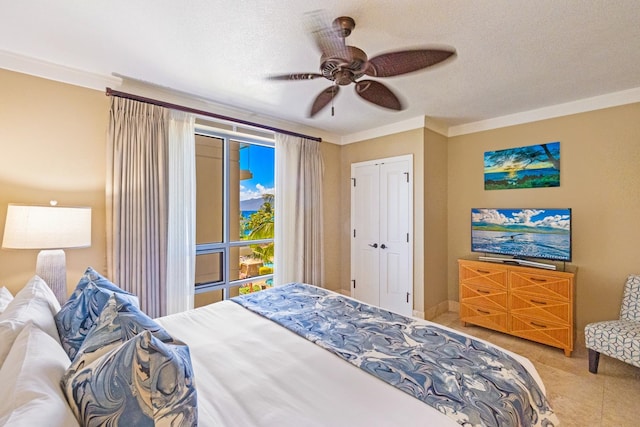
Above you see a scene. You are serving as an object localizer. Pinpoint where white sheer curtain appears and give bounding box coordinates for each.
[274,134,324,286]
[165,110,196,314]
[107,97,196,317]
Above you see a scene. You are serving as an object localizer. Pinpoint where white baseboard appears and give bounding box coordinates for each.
[412,310,425,319]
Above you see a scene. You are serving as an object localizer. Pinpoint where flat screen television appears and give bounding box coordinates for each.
[471,208,572,262]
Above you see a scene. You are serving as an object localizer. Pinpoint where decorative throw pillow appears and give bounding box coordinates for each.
[63,293,175,383]
[55,269,139,359]
[0,323,79,426]
[0,276,62,366]
[0,287,13,314]
[63,330,198,427]
[66,267,131,304]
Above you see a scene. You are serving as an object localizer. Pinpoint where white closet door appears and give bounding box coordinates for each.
[378,160,412,315]
[351,163,380,306]
[351,156,412,316]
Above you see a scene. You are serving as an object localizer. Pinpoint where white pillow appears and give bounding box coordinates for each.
[0,276,62,366]
[3,275,60,316]
[17,274,61,315]
[0,287,13,314]
[0,322,79,426]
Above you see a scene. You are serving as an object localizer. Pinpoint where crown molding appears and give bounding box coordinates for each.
[0,50,121,90]
[340,116,428,145]
[448,87,640,137]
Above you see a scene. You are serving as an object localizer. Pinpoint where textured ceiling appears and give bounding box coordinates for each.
[1,0,640,141]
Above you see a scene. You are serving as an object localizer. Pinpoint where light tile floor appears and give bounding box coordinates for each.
[432,312,640,427]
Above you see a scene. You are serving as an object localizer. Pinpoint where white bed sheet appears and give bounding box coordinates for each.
[157,299,547,427]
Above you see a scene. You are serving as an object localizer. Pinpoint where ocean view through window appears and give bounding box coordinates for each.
[194,127,275,306]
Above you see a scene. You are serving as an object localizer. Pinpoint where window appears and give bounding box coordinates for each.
[194,126,275,306]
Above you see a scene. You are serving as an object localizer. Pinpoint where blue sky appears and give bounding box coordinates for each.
[239,144,274,201]
[472,208,571,230]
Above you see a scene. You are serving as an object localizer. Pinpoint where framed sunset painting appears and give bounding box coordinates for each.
[484,142,560,190]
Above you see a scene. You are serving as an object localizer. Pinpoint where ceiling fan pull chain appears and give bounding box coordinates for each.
[331,84,336,116]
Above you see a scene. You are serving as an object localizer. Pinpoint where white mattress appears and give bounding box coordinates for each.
[157,298,547,427]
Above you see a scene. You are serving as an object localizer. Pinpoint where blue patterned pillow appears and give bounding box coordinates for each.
[63,330,197,427]
[55,269,139,359]
[66,267,131,304]
[63,293,175,383]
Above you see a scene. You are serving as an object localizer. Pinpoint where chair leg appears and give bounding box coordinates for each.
[588,349,600,374]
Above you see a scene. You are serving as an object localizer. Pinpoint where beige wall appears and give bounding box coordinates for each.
[339,128,426,313]
[4,68,639,335]
[0,69,109,297]
[423,128,449,316]
[448,103,640,332]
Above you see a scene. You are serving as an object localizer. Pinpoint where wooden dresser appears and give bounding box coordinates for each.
[458,259,576,356]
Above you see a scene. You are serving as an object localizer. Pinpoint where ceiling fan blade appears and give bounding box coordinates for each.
[355,80,403,110]
[305,10,351,61]
[310,85,340,117]
[365,49,456,77]
[267,73,324,81]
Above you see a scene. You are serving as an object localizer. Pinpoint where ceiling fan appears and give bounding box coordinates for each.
[268,15,456,117]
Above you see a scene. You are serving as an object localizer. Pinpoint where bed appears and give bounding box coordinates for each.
[157,283,558,426]
[0,270,559,426]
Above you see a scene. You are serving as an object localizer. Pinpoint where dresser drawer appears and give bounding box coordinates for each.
[459,263,507,290]
[460,303,508,333]
[509,313,572,351]
[460,283,507,311]
[509,293,570,324]
[510,271,572,301]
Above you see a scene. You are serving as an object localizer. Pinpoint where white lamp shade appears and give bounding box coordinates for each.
[2,204,91,249]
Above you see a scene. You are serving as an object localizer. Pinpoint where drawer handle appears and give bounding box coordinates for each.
[477,289,490,294]
[531,322,547,328]
[477,269,490,274]
[530,299,547,305]
[531,277,548,283]
[477,309,490,314]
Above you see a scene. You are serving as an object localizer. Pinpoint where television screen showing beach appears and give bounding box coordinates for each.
[471,208,571,261]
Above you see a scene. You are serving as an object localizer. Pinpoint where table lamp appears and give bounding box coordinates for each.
[2,202,91,304]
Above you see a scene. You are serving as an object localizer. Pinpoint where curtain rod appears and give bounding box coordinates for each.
[105,88,322,142]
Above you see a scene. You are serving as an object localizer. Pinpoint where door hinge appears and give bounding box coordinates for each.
[353,229,356,238]
[351,177,356,187]
[404,172,409,182]
[406,233,409,242]
[352,280,356,289]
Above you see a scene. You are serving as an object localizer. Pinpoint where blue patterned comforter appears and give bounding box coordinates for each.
[232,283,558,427]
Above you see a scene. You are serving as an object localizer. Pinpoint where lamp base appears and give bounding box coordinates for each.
[36,249,67,304]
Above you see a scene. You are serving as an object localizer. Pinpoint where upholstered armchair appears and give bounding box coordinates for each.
[584,275,640,373]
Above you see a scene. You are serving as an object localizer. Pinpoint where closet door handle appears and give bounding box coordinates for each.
[368,243,378,248]
[380,244,387,249]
